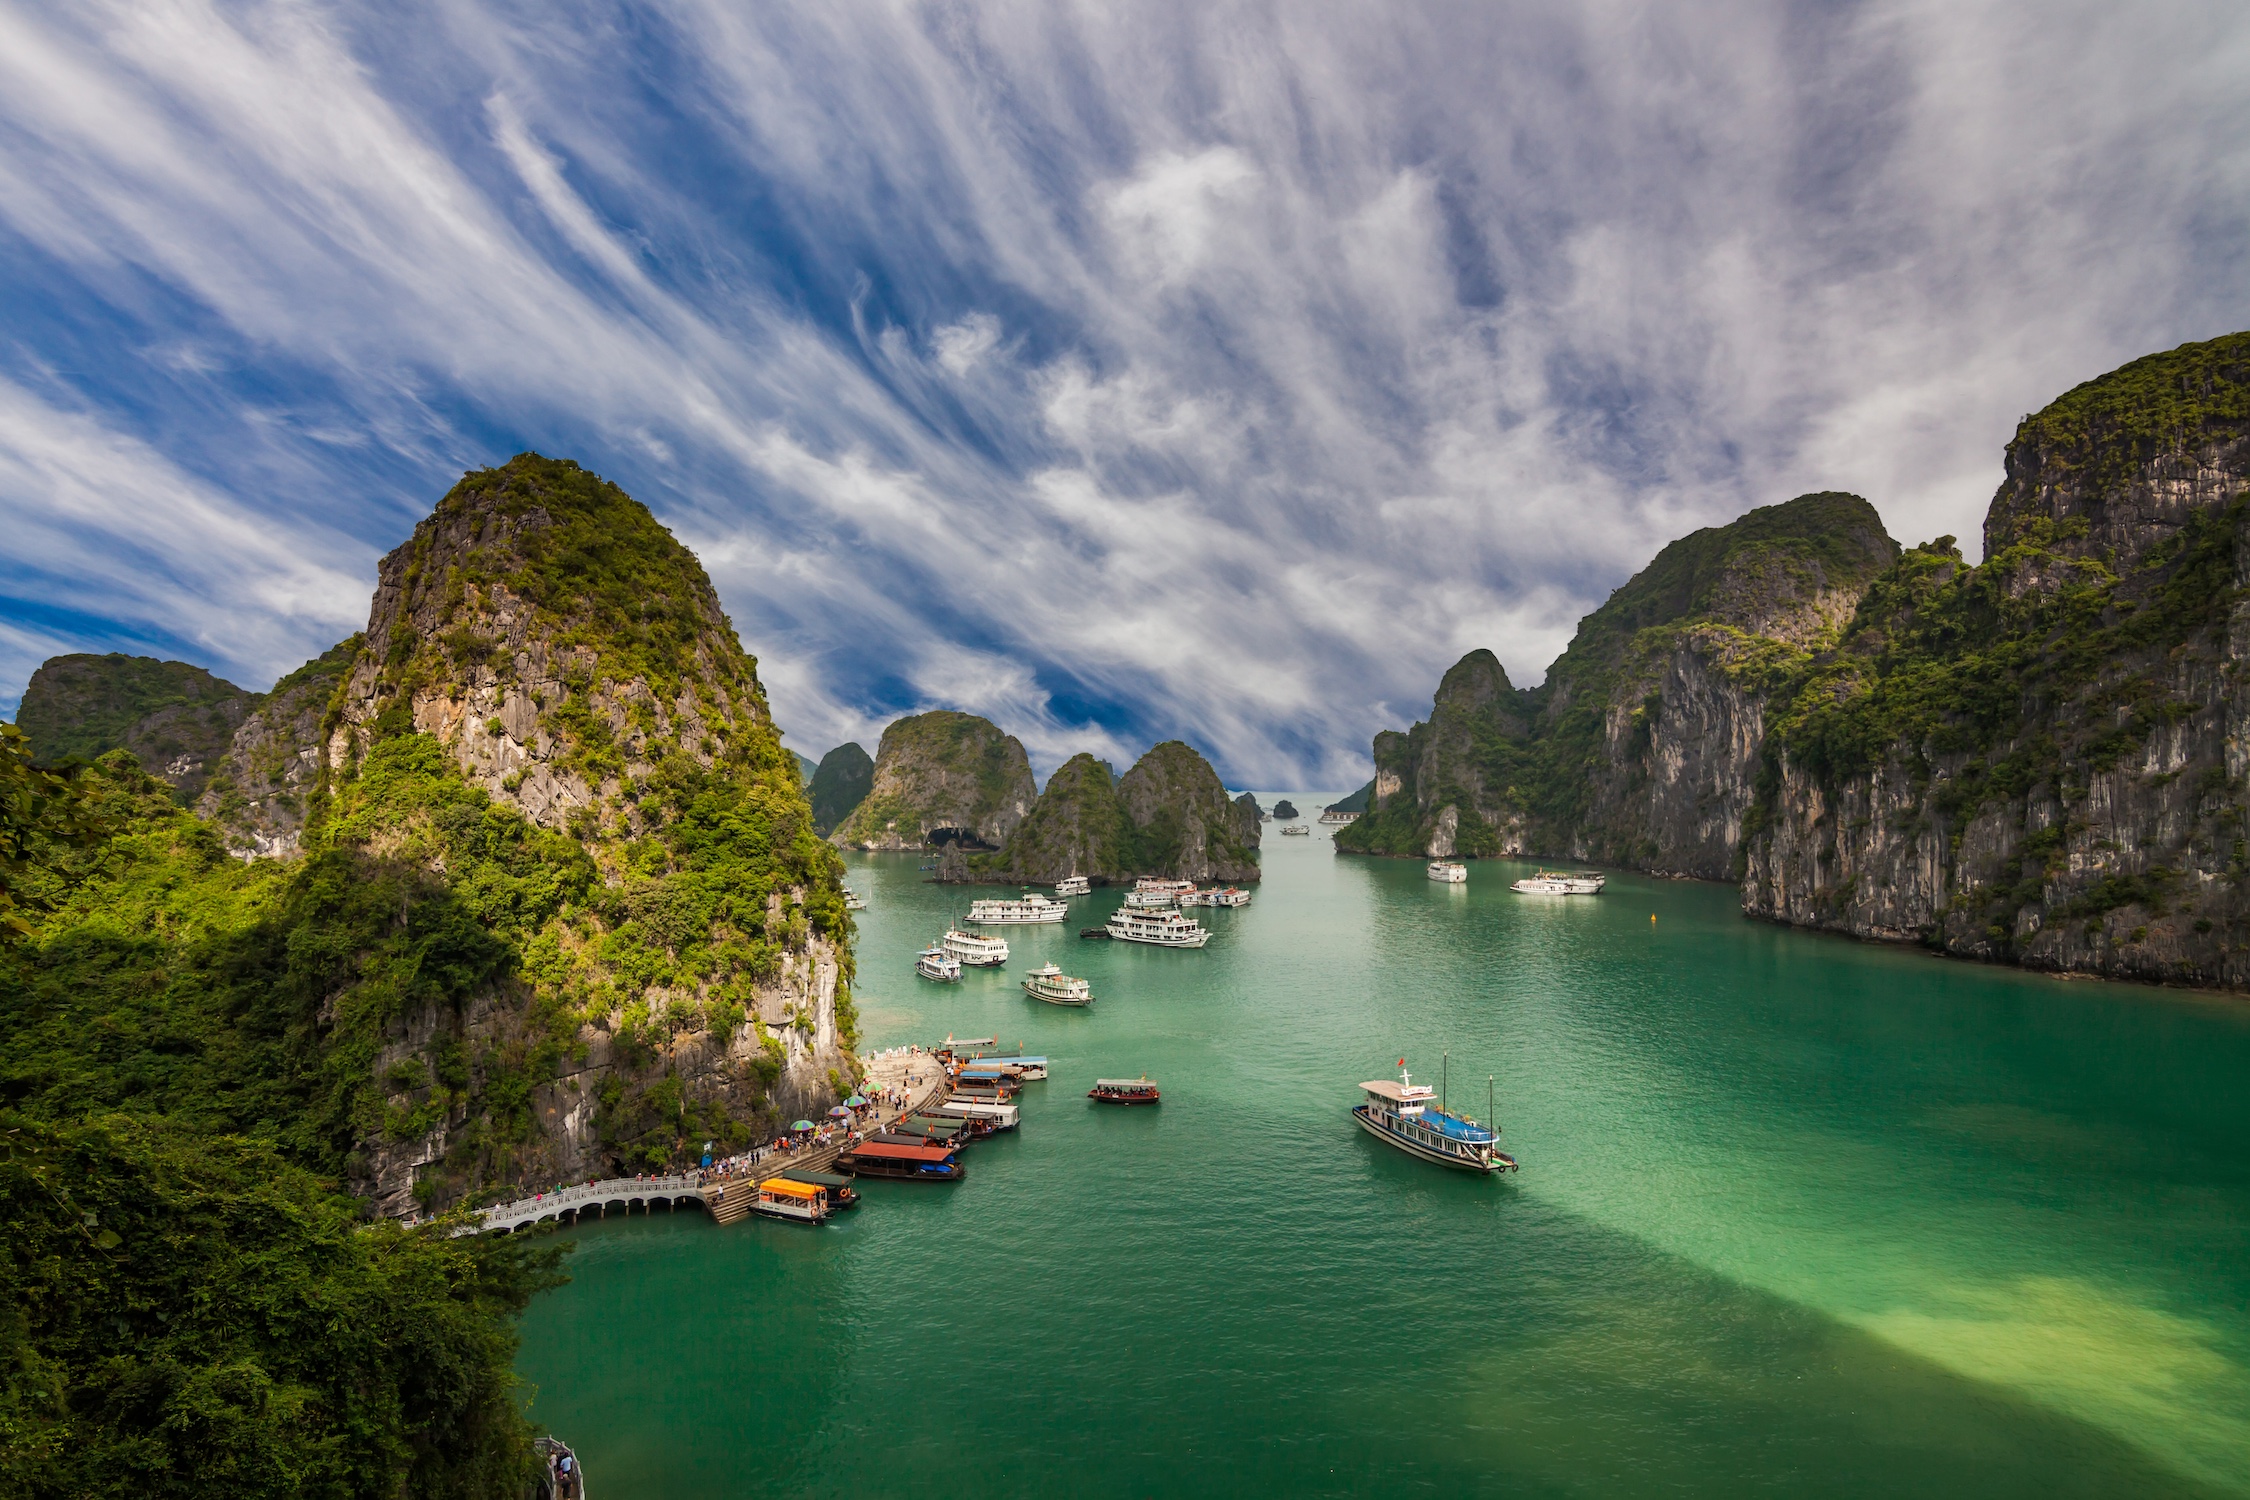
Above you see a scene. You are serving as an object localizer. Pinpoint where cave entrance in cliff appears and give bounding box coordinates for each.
[928,827,996,851]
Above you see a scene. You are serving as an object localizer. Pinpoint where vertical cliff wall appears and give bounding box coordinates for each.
[1743,333,2250,986]
[830,709,1037,850]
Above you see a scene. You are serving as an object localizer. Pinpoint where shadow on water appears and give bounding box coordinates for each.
[516,817,2250,1498]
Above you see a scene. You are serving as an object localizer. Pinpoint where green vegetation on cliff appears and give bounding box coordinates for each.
[1342,495,1899,859]
[0,456,864,1492]
[981,741,1258,883]
[16,653,254,800]
[808,741,874,835]
[831,710,1035,849]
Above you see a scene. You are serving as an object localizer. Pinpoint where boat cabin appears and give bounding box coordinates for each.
[1089,1078,1161,1105]
[752,1177,830,1223]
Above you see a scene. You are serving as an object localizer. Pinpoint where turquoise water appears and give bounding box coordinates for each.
[515,808,2250,1497]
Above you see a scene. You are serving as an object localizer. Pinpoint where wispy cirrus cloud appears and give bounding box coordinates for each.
[0,1,2245,777]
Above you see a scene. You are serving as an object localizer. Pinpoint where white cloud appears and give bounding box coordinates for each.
[0,0,2245,785]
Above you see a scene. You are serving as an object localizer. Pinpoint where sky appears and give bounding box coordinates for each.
[1,1,2246,785]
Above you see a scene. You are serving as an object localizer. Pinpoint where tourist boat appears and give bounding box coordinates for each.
[889,1118,970,1146]
[1136,877,1195,897]
[968,893,1069,924]
[1211,887,1252,907]
[974,1054,1048,1080]
[1565,871,1607,894]
[948,1084,1017,1105]
[933,1099,1021,1130]
[843,888,867,910]
[1089,1077,1161,1105]
[774,1170,859,1209]
[839,1139,964,1179]
[953,1065,1024,1095]
[1105,906,1211,948]
[1427,860,1468,884]
[1279,824,1311,836]
[1319,808,1359,824]
[1509,871,1577,895]
[750,1176,832,1223]
[1352,1061,1517,1174]
[941,927,1010,966]
[1054,874,1091,897]
[916,945,962,982]
[1022,963,1094,1006]
[1123,888,1178,909]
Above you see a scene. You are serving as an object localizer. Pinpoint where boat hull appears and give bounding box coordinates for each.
[1352,1104,1515,1173]
[1024,983,1093,1006]
[839,1156,965,1180]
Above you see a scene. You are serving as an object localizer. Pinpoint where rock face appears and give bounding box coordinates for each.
[52,454,855,1216]
[1336,648,1535,859]
[1272,799,1299,820]
[979,742,1260,883]
[1742,332,2250,987]
[830,710,1036,850]
[195,637,359,858]
[808,740,875,835]
[16,654,254,799]
[1325,781,1373,815]
[1340,494,1898,873]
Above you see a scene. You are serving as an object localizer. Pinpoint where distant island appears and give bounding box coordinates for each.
[1341,331,2250,993]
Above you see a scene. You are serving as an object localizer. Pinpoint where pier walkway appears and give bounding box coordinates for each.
[442,1048,950,1236]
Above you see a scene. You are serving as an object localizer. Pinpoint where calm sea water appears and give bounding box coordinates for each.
[515,804,2250,1498]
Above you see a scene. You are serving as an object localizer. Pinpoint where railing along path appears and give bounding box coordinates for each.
[438,1050,953,1236]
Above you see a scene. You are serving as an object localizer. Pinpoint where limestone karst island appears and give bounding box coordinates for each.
[5,12,2250,1500]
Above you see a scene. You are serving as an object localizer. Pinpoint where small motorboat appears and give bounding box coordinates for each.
[916,945,963,982]
[1089,1077,1161,1105]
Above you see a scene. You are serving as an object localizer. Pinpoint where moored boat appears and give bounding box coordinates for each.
[1123,888,1178,909]
[1211,887,1252,907]
[968,893,1069,924]
[1022,963,1094,1006]
[1352,1061,1516,1174]
[941,927,1010,966]
[1508,871,1574,894]
[932,1099,1021,1130]
[1089,1077,1161,1105]
[973,1054,1048,1079]
[750,1176,832,1223]
[1105,906,1211,948]
[839,1139,964,1179]
[1055,874,1092,897]
[773,1170,859,1208]
[843,888,868,910]
[915,945,962,982]
[1427,860,1468,883]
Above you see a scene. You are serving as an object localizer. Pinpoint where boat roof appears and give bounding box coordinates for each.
[760,1177,824,1199]
[1093,1078,1159,1089]
[776,1171,851,1188]
[1360,1079,1437,1102]
[848,1141,955,1161]
[980,1055,1047,1064]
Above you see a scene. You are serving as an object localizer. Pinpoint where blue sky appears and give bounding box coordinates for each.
[2,1,2246,783]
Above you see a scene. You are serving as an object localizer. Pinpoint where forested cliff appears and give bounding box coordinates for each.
[1347,331,2250,991]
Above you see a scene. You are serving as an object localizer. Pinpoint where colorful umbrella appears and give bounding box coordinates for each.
[791,1120,814,1131]
[844,1095,867,1108]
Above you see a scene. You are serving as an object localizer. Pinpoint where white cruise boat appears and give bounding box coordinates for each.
[1563,871,1607,894]
[1106,906,1211,948]
[1021,963,1094,1006]
[1123,888,1178,909]
[1352,1063,1516,1174]
[915,945,962,982]
[1054,874,1091,897]
[1278,824,1311,836]
[1179,886,1253,907]
[843,888,868,910]
[968,893,1069,924]
[1134,877,1195,897]
[1427,860,1468,884]
[1509,871,1575,895]
[941,927,1010,966]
